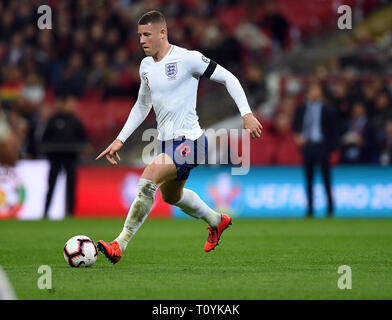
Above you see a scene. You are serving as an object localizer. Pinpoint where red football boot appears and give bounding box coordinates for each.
[97,240,123,264]
[204,214,232,252]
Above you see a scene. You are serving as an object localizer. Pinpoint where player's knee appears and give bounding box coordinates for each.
[139,156,181,204]
[141,161,177,187]
[140,167,159,185]
[138,178,158,200]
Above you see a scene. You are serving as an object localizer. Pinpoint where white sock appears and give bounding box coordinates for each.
[174,188,221,228]
[115,178,158,252]
[115,228,133,253]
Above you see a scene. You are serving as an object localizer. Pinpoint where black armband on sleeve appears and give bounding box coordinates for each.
[202,60,217,78]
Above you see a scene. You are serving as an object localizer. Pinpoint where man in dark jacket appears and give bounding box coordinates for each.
[41,96,88,217]
[293,83,339,217]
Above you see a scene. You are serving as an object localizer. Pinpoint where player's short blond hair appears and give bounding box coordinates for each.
[138,10,166,26]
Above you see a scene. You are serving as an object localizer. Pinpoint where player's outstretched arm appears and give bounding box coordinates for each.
[95,95,152,165]
[97,67,152,165]
[96,139,123,165]
[186,50,263,138]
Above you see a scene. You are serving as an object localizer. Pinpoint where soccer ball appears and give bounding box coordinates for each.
[63,235,98,267]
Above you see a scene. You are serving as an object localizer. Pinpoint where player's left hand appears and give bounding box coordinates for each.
[242,113,263,139]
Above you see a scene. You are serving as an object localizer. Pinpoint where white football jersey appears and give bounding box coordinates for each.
[139,45,211,141]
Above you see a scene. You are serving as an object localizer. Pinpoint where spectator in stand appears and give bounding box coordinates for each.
[260,1,289,50]
[71,29,90,64]
[54,15,73,62]
[368,92,392,162]
[104,28,122,60]
[0,0,391,166]
[362,78,380,115]
[35,30,55,84]
[19,72,45,158]
[370,92,391,136]
[235,16,270,65]
[341,68,362,103]
[164,0,188,19]
[340,102,371,163]
[199,18,225,59]
[278,95,298,120]
[379,119,392,165]
[55,52,86,98]
[329,80,352,137]
[87,51,110,92]
[103,48,139,98]
[7,32,25,66]
[0,65,23,111]
[243,64,267,108]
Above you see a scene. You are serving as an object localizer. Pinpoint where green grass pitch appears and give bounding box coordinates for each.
[1,218,391,300]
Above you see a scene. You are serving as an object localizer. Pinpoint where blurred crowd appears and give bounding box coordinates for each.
[0,0,289,160]
[0,0,391,166]
[265,62,392,165]
[0,0,288,101]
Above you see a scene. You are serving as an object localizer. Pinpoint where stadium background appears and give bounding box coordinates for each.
[1,0,392,302]
[1,0,391,220]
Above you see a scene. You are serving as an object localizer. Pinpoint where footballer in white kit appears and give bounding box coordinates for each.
[96,10,263,264]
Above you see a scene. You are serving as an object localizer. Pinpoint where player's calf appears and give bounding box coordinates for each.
[174,188,221,227]
[98,178,158,264]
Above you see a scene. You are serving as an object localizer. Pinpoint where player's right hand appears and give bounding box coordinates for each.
[96,139,123,165]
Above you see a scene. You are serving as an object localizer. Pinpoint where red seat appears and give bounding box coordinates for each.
[217,6,247,35]
[277,0,356,32]
[236,130,276,165]
[104,98,134,130]
[275,131,303,165]
[75,98,107,145]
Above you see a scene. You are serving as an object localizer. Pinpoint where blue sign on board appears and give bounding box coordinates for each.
[173,166,392,218]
